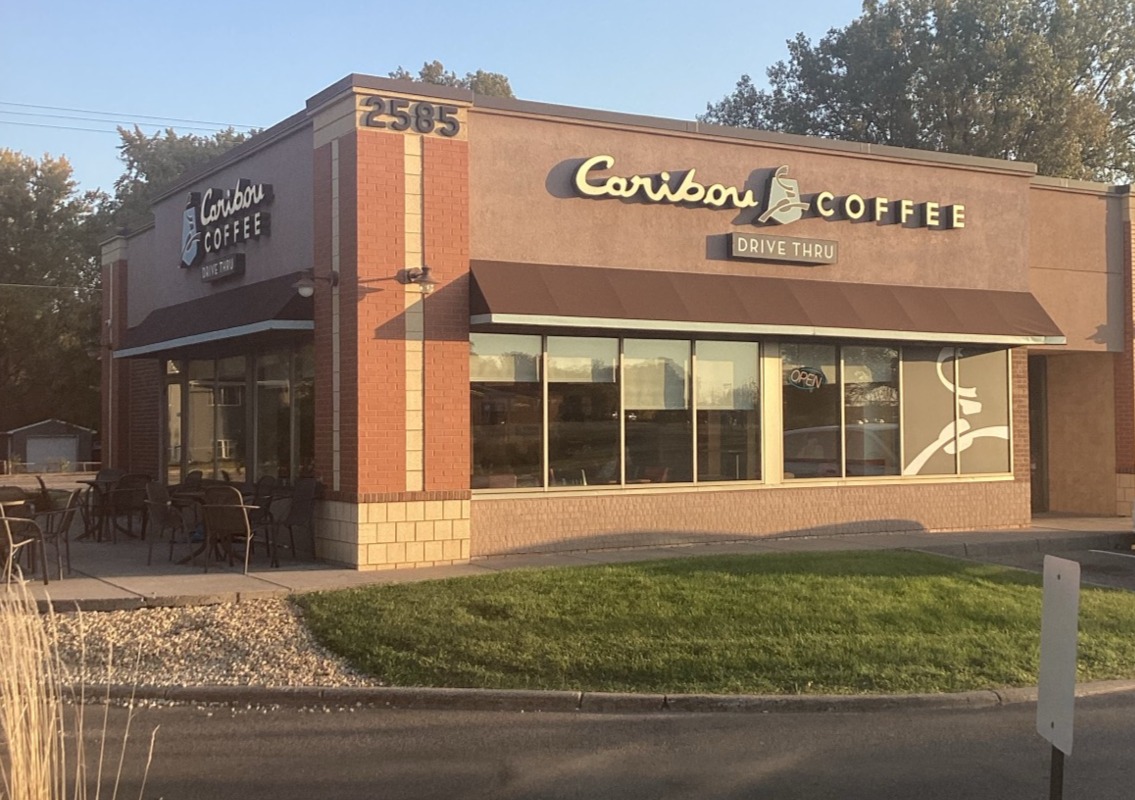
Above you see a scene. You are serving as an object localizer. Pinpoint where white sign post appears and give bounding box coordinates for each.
[1036,555,1081,800]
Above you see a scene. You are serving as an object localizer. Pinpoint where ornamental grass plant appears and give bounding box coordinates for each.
[0,575,157,800]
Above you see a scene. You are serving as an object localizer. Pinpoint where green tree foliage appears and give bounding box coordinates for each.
[702,0,1135,181]
[106,125,253,230]
[388,60,515,98]
[0,151,102,432]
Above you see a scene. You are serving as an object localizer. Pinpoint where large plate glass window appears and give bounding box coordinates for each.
[547,336,619,486]
[623,339,692,483]
[901,346,959,475]
[843,345,900,476]
[902,346,1011,476]
[186,360,217,478]
[696,341,760,481]
[294,345,315,478]
[165,361,183,485]
[470,333,542,488]
[256,353,291,482]
[957,348,1010,474]
[782,343,840,479]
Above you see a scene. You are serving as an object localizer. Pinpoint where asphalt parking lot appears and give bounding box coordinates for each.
[952,545,1135,592]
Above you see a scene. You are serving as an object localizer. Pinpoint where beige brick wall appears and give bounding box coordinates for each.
[471,479,1029,556]
[314,498,470,569]
[1117,473,1135,518]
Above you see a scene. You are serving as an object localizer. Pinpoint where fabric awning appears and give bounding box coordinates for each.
[114,271,314,358]
[469,261,1065,346]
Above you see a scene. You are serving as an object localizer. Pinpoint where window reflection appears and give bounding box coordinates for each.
[843,346,900,476]
[170,345,314,484]
[466,335,1011,490]
[624,339,691,483]
[548,337,619,486]
[782,343,841,479]
[696,341,760,481]
[257,353,291,482]
[470,334,543,488]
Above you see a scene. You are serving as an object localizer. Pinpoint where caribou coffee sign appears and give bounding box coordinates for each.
[573,155,966,266]
[179,179,273,269]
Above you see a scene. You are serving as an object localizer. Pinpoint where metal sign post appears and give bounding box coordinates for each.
[1036,555,1081,800]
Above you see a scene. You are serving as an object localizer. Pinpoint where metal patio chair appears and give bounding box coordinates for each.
[201,485,275,573]
[146,481,187,565]
[273,476,318,561]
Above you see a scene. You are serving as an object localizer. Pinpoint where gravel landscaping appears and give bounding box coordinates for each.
[47,599,382,688]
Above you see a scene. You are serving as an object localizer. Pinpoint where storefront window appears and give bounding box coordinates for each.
[186,360,216,478]
[172,346,312,485]
[295,345,315,479]
[624,339,691,483]
[956,348,1010,474]
[903,346,1011,476]
[467,336,1011,490]
[696,341,760,481]
[166,363,183,485]
[257,353,291,482]
[548,336,619,486]
[843,345,900,476]
[782,343,841,479]
[470,333,543,488]
[215,356,247,483]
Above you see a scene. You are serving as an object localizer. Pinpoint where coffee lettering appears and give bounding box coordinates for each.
[815,191,836,219]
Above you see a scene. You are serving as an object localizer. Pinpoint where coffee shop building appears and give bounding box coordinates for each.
[99,73,1132,569]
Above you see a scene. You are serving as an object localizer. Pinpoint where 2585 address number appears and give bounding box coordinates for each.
[362,96,460,137]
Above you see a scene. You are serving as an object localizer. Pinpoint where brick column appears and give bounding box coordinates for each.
[99,237,130,470]
[1115,193,1135,510]
[309,85,472,568]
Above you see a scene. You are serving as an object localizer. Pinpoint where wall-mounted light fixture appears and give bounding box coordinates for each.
[400,265,437,294]
[292,270,339,298]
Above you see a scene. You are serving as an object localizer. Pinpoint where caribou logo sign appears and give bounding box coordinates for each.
[572,155,966,230]
[179,179,274,269]
[757,166,809,225]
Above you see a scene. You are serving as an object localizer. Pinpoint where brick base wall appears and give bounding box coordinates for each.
[314,497,471,568]
[471,479,1030,556]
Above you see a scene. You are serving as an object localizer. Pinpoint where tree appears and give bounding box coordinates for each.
[106,125,254,231]
[0,150,102,432]
[701,0,1135,181]
[388,60,514,98]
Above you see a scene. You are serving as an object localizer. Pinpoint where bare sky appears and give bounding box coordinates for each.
[1,0,863,194]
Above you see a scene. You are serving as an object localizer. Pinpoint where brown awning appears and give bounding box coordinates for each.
[114,271,314,358]
[470,261,1065,346]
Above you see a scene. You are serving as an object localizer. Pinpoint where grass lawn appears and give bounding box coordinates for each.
[294,550,1135,695]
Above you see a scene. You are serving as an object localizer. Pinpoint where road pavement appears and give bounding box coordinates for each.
[82,692,1135,799]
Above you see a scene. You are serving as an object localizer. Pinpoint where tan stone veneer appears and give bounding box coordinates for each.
[315,499,471,569]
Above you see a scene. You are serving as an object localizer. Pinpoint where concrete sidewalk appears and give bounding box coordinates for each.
[24,512,1135,715]
[25,513,1135,611]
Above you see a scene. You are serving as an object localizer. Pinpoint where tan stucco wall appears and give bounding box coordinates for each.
[1028,184,1123,353]
[127,123,315,327]
[469,111,1033,292]
[1045,352,1117,513]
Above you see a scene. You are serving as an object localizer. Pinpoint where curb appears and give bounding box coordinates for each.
[72,679,1135,715]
